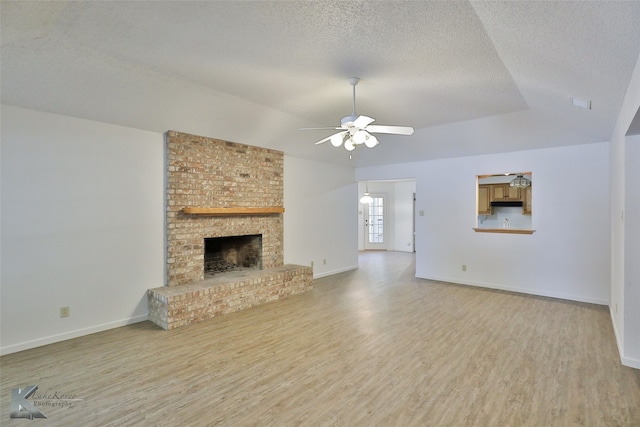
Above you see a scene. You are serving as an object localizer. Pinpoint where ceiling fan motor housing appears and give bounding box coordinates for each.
[341,115,358,128]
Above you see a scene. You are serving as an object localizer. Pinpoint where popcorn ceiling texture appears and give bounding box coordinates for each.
[165,130,284,286]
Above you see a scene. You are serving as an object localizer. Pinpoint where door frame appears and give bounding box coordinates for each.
[363,192,388,250]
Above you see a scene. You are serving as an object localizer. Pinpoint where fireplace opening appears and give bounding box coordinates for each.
[204,235,262,278]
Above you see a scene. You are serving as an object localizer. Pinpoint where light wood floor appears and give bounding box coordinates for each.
[2,251,639,426]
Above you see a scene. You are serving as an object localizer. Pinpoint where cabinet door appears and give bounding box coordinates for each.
[506,186,521,201]
[478,185,491,215]
[491,185,506,200]
[522,186,532,215]
[492,184,521,201]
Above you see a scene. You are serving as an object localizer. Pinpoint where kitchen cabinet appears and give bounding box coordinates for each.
[478,185,491,215]
[491,184,521,201]
[522,185,532,215]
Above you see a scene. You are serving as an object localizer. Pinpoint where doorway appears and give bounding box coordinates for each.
[358,179,416,253]
[364,194,387,250]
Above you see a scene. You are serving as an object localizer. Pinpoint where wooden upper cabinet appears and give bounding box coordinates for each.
[507,186,521,201]
[491,184,521,201]
[478,185,491,215]
[522,185,532,215]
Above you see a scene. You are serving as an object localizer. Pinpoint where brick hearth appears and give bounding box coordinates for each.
[147,131,312,330]
[148,265,312,330]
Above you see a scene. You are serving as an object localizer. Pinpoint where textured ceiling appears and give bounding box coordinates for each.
[2,1,640,168]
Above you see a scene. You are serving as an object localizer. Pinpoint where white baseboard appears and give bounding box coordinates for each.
[610,307,625,363]
[313,264,358,279]
[0,314,148,356]
[610,309,640,369]
[621,355,640,369]
[417,274,609,306]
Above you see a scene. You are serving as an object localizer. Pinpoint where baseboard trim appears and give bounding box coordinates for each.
[417,274,609,306]
[621,355,640,369]
[610,309,640,369]
[0,314,148,356]
[313,265,358,279]
[609,307,625,364]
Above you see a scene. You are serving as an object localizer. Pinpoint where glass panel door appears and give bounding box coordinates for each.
[364,195,387,250]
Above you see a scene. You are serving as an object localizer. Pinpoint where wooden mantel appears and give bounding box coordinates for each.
[182,207,284,216]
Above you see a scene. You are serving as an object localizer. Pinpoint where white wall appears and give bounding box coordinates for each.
[1,105,165,355]
[357,142,610,305]
[625,135,640,365]
[283,156,358,278]
[393,181,416,252]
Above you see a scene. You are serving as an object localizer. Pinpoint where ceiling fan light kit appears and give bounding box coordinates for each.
[303,77,414,156]
[330,132,346,147]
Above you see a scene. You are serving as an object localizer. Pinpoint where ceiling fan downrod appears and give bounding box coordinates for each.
[349,77,359,115]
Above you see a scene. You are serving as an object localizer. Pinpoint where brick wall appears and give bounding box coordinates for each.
[166,131,284,286]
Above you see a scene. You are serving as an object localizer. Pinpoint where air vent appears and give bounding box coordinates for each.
[572,97,591,109]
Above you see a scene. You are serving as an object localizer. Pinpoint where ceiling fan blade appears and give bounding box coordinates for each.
[366,124,414,135]
[314,131,345,145]
[301,127,344,131]
[353,115,375,128]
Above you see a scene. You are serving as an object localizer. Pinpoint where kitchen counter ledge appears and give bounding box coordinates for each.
[473,228,535,235]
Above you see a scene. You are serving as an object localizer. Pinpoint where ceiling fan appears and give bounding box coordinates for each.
[302,77,414,153]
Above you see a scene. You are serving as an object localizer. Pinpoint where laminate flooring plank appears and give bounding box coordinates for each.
[1,251,639,426]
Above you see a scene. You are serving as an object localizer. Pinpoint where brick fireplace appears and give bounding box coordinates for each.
[164,130,284,286]
[148,131,312,330]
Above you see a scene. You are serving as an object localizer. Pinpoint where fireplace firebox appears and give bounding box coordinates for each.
[204,235,262,277]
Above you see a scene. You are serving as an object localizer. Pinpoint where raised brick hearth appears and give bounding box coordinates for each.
[147,131,312,330]
[148,265,312,330]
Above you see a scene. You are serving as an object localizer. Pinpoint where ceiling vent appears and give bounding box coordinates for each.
[572,97,592,109]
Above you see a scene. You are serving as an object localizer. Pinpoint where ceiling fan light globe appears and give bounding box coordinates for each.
[330,133,344,147]
[344,138,356,151]
[364,134,379,148]
[353,130,368,145]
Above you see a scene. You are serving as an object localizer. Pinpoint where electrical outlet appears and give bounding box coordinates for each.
[311,261,314,268]
[60,306,70,318]
[462,265,467,272]
[323,259,327,265]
